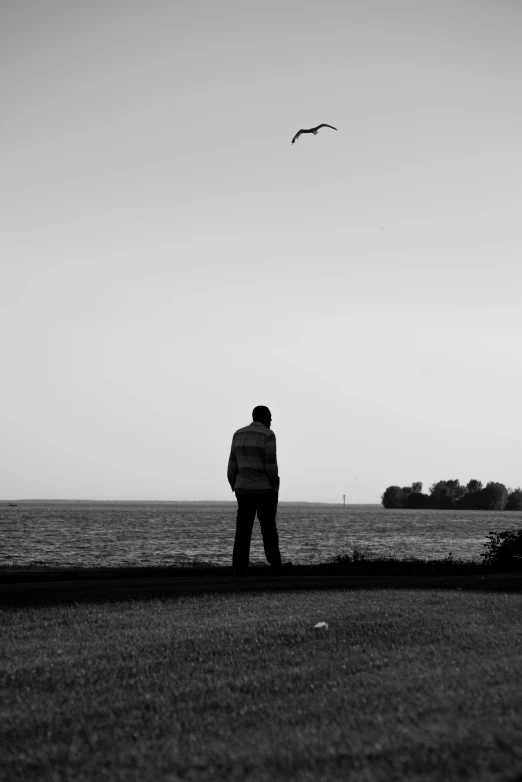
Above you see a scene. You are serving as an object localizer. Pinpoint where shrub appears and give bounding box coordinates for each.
[481,529,522,568]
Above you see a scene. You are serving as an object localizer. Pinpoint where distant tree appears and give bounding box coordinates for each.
[457,492,473,510]
[477,482,509,511]
[505,488,522,511]
[446,479,466,504]
[458,478,485,509]
[428,479,466,509]
[404,490,431,509]
[429,481,455,509]
[381,486,404,509]
[383,479,517,511]
[466,479,483,494]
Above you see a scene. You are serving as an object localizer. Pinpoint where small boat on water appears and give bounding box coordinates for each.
[7,502,17,507]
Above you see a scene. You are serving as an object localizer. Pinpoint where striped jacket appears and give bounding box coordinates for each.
[227,421,280,494]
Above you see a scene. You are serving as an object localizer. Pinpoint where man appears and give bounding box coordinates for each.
[227,406,290,577]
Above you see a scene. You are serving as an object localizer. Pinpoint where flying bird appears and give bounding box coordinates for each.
[291,123,337,144]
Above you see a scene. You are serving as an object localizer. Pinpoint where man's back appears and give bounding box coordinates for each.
[228,406,287,577]
[227,421,279,494]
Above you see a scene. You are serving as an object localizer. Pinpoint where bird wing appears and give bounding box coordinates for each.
[315,124,337,132]
[291,129,306,144]
[291,125,337,143]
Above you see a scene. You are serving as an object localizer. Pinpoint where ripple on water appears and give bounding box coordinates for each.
[0,505,516,567]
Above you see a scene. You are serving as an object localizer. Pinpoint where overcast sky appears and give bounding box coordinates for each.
[1,0,521,503]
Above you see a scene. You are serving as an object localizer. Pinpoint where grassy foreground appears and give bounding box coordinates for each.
[2,589,522,782]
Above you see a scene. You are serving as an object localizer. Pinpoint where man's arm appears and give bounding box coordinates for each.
[264,432,280,493]
[227,440,238,492]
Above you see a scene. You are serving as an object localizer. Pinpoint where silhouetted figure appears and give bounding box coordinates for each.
[227,406,290,577]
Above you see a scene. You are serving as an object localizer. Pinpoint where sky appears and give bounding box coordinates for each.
[1,0,521,503]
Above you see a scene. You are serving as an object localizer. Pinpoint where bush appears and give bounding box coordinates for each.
[481,529,522,568]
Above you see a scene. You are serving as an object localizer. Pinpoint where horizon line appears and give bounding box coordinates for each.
[2,498,381,506]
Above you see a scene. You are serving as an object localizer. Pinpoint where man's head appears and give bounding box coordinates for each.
[252,405,272,428]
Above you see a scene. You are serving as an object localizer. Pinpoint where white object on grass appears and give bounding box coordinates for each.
[314,622,328,629]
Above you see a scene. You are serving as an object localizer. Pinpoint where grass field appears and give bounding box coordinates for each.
[2,589,522,782]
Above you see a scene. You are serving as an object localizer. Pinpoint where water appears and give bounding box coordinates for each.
[2,503,520,568]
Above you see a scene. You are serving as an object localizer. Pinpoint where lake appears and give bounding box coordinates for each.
[1,502,520,568]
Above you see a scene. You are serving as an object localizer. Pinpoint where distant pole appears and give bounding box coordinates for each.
[343,494,345,508]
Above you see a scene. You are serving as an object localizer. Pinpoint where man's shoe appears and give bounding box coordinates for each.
[234,569,250,578]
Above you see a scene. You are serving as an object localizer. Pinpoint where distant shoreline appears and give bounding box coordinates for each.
[1,500,383,508]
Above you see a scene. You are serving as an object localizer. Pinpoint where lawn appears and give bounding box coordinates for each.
[2,589,522,782]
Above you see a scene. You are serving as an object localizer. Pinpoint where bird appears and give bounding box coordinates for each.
[291,123,337,144]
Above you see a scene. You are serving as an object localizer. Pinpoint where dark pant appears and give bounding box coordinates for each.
[233,491,283,572]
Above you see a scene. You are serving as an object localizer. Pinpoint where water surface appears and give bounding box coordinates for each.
[2,503,519,567]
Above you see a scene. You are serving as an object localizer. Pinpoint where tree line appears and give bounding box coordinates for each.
[381,480,522,511]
